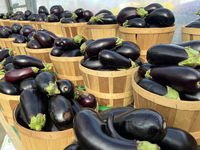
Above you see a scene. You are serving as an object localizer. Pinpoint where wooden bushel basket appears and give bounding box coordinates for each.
[42,22,64,37]
[0,92,19,126]
[1,20,10,26]
[30,21,43,30]
[60,22,88,39]
[13,103,75,150]
[119,25,176,60]
[9,20,18,27]
[12,42,28,55]
[79,57,145,108]
[132,69,200,144]
[25,47,55,73]
[0,38,16,55]
[50,54,84,86]
[0,19,3,26]
[18,21,31,27]
[181,25,200,42]
[86,24,119,40]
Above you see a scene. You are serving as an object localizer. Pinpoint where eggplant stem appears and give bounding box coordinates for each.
[28,113,46,131]
[95,14,105,23]
[163,86,180,100]
[0,59,6,70]
[44,81,61,96]
[122,20,129,28]
[0,69,5,75]
[196,9,200,16]
[115,38,123,48]
[31,67,39,73]
[74,35,83,45]
[41,62,52,71]
[71,12,78,20]
[89,16,96,23]
[73,91,80,101]
[137,8,148,19]
[144,69,152,79]
[137,141,160,150]
[80,43,87,54]
[8,48,13,56]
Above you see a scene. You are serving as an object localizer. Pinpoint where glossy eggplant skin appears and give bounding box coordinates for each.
[100,107,134,121]
[83,10,94,22]
[80,39,94,54]
[74,8,84,19]
[82,57,104,70]
[180,92,200,101]
[144,3,164,13]
[33,31,52,48]
[114,44,140,61]
[61,49,82,57]
[55,38,79,50]
[14,35,26,43]
[56,79,74,99]
[138,63,154,77]
[20,25,35,37]
[44,30,58,41]
[64,144,82,150]
[1,56,14,67]
[123,18,146,28]
[48,95,74,130]
[27,39,42,49]
[96,15,117,24]
[11,23,22,33]
[185,21,200,28]
[45,14,59,22]
[50,47,65,56]
[157,127,197,150]
[95,9,113,16]
[17,108,29,129]
[26,32,35,42]
[19,77,36,92]
[38,6,49,15]
[177,40,200,52]
[96,67,119,71]
[145,8,175,27]
[99,50,132,68]
[50,5,64,18]
[0,49,13,62]
[60,18,77,23]
[5,63,17,71]
[0,80,20,95]
[43,115,60,132]
[114,108,167,143]
[147,66,200,92]
[69,99,83,116]
[0,28,11,38]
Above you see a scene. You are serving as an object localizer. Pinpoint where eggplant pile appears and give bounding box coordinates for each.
[0,48,14,73]
[137,41,200,101]
[117,3,175,28]
[7,10,33,21]
[81,37,141,70]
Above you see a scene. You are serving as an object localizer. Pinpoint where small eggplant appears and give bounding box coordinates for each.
[38,6,49,15]
[51,47,66,56]
[50,5,64,18]
[26,32,35,42]
[0,28,11,38]
[177,40,200,52]
[138,63,154,77]
[17,108,29,129]
[0,56,14,70]
[144,3,164,13]
[27,39,42,49]
[19,77,36,92]
[14,35,26,43]
[74,8,84,19]
[82,57,104,70]
[60,18,77,23]
[56,79,74,99]
[83,10,93,22]
[61,49,82,57]
[123,18,146,28]
[45,14,59,22]
[4,63,17,71]
[0,80,20,95]
[24,10,32,18]
[33,31,53,48]
[35,14,46,21]
[77,93,97,109]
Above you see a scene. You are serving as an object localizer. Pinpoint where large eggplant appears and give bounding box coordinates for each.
[50,47,66,56]
[83,10,93,22]
[19,77,36,92]
[33,31,53,48]
[80,39,94,54]
[14,35,26,43]
[56,79,74,99]
[147,44,200,68]
[11,23,22,33]
[85,37,123,57]
[13,55,51,71]
[43,115,60,132]
[180,91,200,101]
[69,99,83,116]
[113,108,167,143]
[157,127,197,150]
[74,8,84,19]
[74,108,160,150]
[177,40,200,52]
[20,89,48,131]
[45,14,59,22]
[48,95,74,130]
[144,3,164,13]
[35,71,60,96]
[82,57,104,70]
[123,18,146,28]
[137,78,180,100]
[24,10,32,18]
[20,25,35,37]
[145,66,200,92]
[61,49,82,57]
[44,30,58,41]
[0,28,11,38]
[0,80,20,95]
[50,5,64,18]
[96,15,117,24]
[27,39,42,49]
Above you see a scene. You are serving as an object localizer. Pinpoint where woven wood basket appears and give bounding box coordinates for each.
[79,57,145,108]
[60,22,88,39]
[13,103,75,150]
[1,20,10,26]
[42,22,64,37]
[119,25,176,60]
[9,20,18,27]
[86,24,119,40]
[30,21,43,30]
[12,42,28,55]
[0,19,3,26]
[132,69,200,143]
[181,25,200,42]
[18,21,31,27]
[0,38,16,55]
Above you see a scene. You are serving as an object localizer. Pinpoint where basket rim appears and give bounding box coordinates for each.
[0,92,20,100]
[12,41,26,45]
[0,38,15,41]
[181,25,200,34]
[86,24,119,29]
[25,47,52,53]
[60,22,87,27]
[49,53,84,62]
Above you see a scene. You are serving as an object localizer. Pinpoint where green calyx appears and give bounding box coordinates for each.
[89,16,96,23]
[0,59,6,70]
[137,8,148,19]
[73,91,80,101]
[28,113,46,131]
[115,37,123,48]
[71,12,78,20]
[0,69,5,75]
[95,14,105,23]
[178,47,200,68]
[8,48,13,56]
[145,69,152,79]
[122,20,129,28]
[117,59,136,70]
[44,81,61,96]
[137,141,160,150]
[163,86,180,100]
[41,62,52,71]
[196,9,200,16]
[74,35,83,45]
[80,43,87,54]
[31,67,39,73]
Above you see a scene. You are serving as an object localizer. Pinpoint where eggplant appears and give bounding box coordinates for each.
[59,10,71,19]
[144,3,164,13]
[74,108,160,150]
[177,40,200,52]
[28,14,38,21]
[17,15,26,21]
[83,10,93,22]
[80,39,94,54]
[117,7,148,25]
[85,37,123,57]
[44,30,58,41]
[0,80,20,95]
[20,25,35,37]
[138,78,180,99]
[48,95,74,130]
[5,67,38,83]
[45,14,59,22]
[56,79,74,99]
[147,23,162,28]
[0,48,13,62]
[11,23,22,33]
[74,35,87,46]
[64,144,82,150]
[20,89,48,131]
[19,77,36,92]
[114,108,167,143]
[13,55,51,71]
[74,8,84,19]
[50,5,64,18]
[27,39,42,49]
[55,38,79,50]
[35,71,60,96]
[179,91,200,101]
[77,93,97,109]
[145,8,175,27]
[138,63,155,77]
[145,66,200,92]
[147,44,200,68]
[9,33,20,38]
[77,18,86,23]
[157,127,197,150]
[50,47,66,56]
[123,18,146,28]
[185,21,200,28]
[96,15,117,24]
[43,115,60,132]
[38,6,49,15]
[14,35,26,43]
[4,63,17,71]
[95,9,113,17]
[35,14,46,21]
[15,11,23,16]
[33,31,52,48]
[24,10,32,18]
[82,57,104,70]
[96,67,119,71]
[69,99,83,116]
[62,12,78,20]
[26,32,35,42]
[0,55,14,69]
[60,18,77,23]
[61,49,82,57]
[0,13,4,18]
[114,44,140,61]
[0,28,11,38]
[17,108,29,129]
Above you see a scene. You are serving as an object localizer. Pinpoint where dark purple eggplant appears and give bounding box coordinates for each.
[20,89,48,131]
[95,9,113,17]
[0,13,4,18]
[144,3,164,13]
[0,28,11,38]
[24,10,32,18]
[0,80,20,95]
[14,35,26,43]
[138,63,154,78]
[48,95,74,130]
[69,99,83,116]
[50,5,64,18]
[4,63,17,71]
[157,127,197,150]
[38,6,49,15]
[60,18,77,23]
[13,55,51,71]
[145,8,175,27]
[180,91,200,101]
[17,15,26,21]
[185,21,200,28]
[45,14,59,22]
[26,32,35,42]
[0,48,13,62]
[77,18,86,23]
[80,39,94,54]
[54,37,63,46]
[5,67,39,83]
[77,93,97,109]
[33,31,52,48]
[51,47,66,56]
[177,40,200,52]
[9,34,20,38]
[85,37,123,57]
[28,14,38,21]
[19,77,36,92]
[35,14,46,21]
[74,8,84,19]
[56,79,74,99]
[83,10,93,22]
[11,23,22,33]
[17,108,29,129]
[117,7,148,25]
[123,18,146,28]
[0,55,14,69]
[56,38,79,50]
[43,30,58,41]
[96,15,117,24]
[82,57,104,70]
[114,108,167,143]
[61,49,82,57]
[59,10,71,19]
[15,11,23,16]
[147,44,200,68]
[27,39,42,49]
[138,78,180,99]
[35,71,60,96]
[134,59,142,66]
[147,23,162,28]
[20,25,35,37]
[145,66,200,93]
[74,108,160,150]
[43,114,60,132]
[62,12,77,20]
[96,67,119,71]
[64,144,82,150]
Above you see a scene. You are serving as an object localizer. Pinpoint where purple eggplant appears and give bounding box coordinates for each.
[38,6,49,15]
[0,48,13,62]
[5,63,17,71]
[17,108,29,129]
[13,55,51,71]
[96,66,119,71]
[123,18,146,28]
[28,14,38,21]
[80,39,94,54]
[77,18,86,23]
[43,115,60,132]
[9,33,20,38]
[60,18,77,23]
[19,77,36,92]
[138,63,154,77]
[45,14,59,22]
[144,3,163,13]
[61,49,82,57]
[83,10,94,22]
[20,25,35,37]
[14,35,26,43]
[82,57,104,70]
[27,39,42,49]
[26,32,35,42]
[0,28,11,38]
[24,10,32,18]
[33,31,53,48]
[55,38,79,50]
[74,8,84,19]
[56,79,74,99]
[95,9,113,16]
[11,23,22,33]
[0,55,14,70]
[51,47,66,56]
[177,40,200,52]
[96,15,117,24]
[48,95,74,130]
[17,15,26,21]
[60,10,71,19]
[35,14,47,21]
[20,89,48,131]
[0,80,20,95]
[62,12,78,20]
[64,144,82,150]
[50,5,64,18]
[44,30,58,41]
[179,91,200,101]
[69,99,83,116]
[185,20,200,28]
[77,93,97,109]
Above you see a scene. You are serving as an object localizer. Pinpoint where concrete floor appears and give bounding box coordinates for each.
[0,122,6,148]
